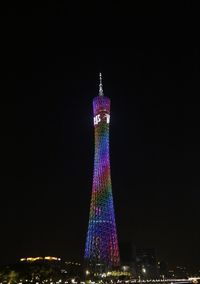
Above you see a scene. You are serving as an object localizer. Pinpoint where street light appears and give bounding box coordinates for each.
[85,270,90,276]
[142,268,146,274]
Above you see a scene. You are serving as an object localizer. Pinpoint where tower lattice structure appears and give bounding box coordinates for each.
[85,73,120,270]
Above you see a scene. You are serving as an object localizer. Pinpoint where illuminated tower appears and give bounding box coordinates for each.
[85,73,120,271]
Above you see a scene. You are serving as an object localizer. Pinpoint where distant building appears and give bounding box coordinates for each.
[20,256,61,262]
[158,260,169,278]
[168,265,189,279]
[119,244,160,278]
[135,248,158,279]
[174,266,189,278]
[119,242,135,263]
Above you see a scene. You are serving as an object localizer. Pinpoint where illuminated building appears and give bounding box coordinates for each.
[20,256,61,262]
[84,73,120,271]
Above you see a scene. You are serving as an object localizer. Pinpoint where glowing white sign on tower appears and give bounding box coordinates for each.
[94,113,110,125]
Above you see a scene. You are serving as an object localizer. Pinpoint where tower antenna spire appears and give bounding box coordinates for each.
[99,72,104,96]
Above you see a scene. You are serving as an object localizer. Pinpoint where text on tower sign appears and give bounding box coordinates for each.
[94,114,110,125]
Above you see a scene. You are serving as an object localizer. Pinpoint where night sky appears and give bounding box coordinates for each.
[1,13,200,270]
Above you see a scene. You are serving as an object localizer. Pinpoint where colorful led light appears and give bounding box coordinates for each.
[84,75,120,269]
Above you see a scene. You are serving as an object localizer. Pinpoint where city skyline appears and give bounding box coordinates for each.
[1,48,200,271]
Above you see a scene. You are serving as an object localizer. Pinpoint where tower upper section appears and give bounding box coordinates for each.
[93,73,110,126]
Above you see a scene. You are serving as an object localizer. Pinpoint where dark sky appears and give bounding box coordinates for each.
[1,7,200,271]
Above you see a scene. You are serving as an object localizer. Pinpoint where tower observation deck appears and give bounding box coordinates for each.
[84,73,120,272]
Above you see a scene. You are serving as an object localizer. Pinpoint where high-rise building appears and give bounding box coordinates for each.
[84,74,120,272]
[135,248,158,278]
[119,241,136,263]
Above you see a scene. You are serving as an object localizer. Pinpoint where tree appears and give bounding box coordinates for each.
[7,270,19,284]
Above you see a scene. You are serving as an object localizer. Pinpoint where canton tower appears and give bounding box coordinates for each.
[84,73,120,270]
